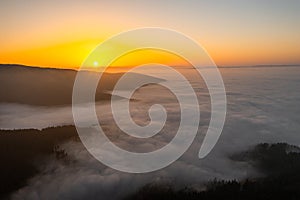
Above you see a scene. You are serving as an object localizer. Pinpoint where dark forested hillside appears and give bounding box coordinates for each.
[126,143,300,200]
[0,126,78,199]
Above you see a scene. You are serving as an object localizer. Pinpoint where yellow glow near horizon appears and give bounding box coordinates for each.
[1,39,102,69]
[1,34,299,69]
[1,1,299,69]
[110,49,191,67]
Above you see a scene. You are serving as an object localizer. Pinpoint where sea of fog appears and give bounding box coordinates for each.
[1,66,300,200]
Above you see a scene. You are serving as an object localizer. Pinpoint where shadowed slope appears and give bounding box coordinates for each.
[0,64,163,106]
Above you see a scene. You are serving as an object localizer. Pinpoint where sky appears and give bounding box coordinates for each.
[0,0,299,69]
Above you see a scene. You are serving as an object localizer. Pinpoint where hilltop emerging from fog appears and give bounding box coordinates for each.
[0,64,163,106]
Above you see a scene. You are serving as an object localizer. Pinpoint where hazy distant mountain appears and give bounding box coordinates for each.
[0,64,163,106]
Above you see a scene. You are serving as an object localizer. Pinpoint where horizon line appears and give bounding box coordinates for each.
[1,63,300,72]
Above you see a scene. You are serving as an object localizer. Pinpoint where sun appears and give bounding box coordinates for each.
[93,61,99,67]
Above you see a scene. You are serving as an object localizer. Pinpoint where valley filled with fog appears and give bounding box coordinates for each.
[1,65,300,199]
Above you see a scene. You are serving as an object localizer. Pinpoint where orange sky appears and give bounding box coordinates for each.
[1,1,299,69]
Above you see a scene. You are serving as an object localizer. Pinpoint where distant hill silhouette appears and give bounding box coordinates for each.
[0,64,163,106]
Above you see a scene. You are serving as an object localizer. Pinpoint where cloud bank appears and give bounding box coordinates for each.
[4,66,300,199]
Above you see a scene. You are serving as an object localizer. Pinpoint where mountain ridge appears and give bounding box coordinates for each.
[0,64,163,106]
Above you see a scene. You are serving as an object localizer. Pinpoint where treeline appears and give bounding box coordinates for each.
[0,126,78,199]
[126,143,300,200]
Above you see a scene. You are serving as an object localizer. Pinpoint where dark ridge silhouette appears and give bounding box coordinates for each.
[0,126,79,199]
[125,143,300,200]
[1,126,300,200]
[0,64,76,71]
[0,64,164,106]
[231,143,300,176]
